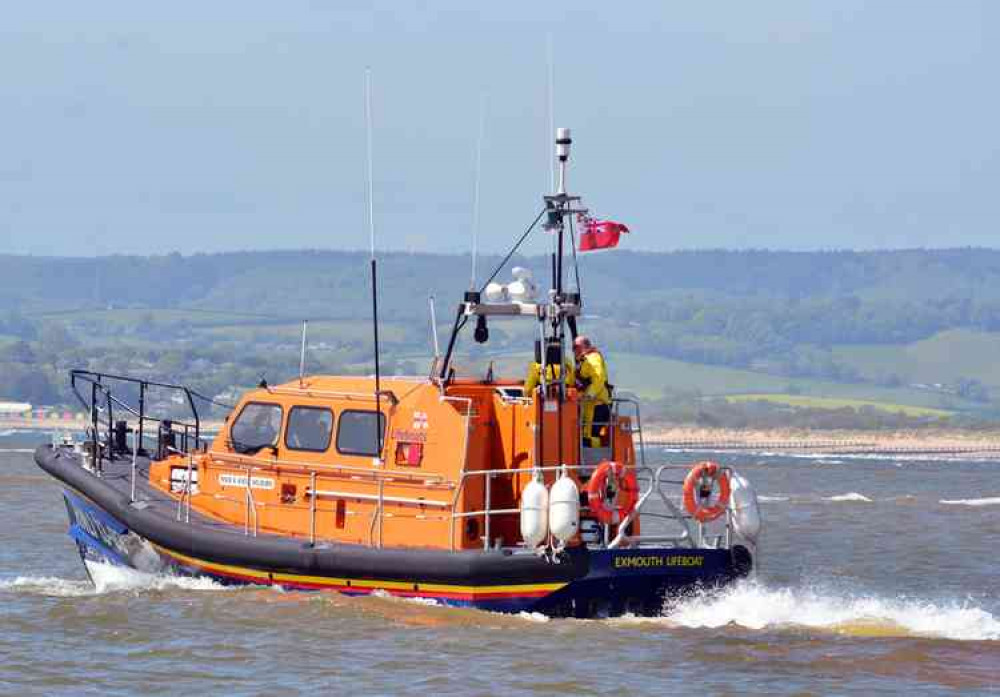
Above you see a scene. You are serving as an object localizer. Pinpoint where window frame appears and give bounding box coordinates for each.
[228,401,284,454]
[335,409,387,457]
[283,405,335,453]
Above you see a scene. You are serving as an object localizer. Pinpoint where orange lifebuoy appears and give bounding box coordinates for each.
[585,461,639,525]
[682,461,731,523]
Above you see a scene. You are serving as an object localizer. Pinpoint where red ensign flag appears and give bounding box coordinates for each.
[577,216,630,252]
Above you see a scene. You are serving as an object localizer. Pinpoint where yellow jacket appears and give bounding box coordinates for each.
[524,360,575,393]
[576,350,611,404]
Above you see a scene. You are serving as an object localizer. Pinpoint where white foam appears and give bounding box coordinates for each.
[86,561,227,593]
[825,492,873,502]
[0,575,95,597]
[0,562,234,598]
[0,563,228,597]
[516,611,552,623]
[665,581,1000,641]
[757,495,790,503]
[940,496,1000,507]
[401,595,441,607]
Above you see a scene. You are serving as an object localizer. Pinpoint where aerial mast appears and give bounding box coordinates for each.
[364,68,384,466]
[436,129,586,385]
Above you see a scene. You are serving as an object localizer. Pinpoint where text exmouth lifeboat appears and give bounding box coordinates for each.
[34,129,761,618]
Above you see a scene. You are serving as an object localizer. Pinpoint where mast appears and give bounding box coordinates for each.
[436,128,586,386]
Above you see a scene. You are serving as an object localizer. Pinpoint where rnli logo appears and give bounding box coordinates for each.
[412,411,429,430]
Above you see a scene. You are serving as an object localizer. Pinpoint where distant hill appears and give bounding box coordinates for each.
[4,247,1000,421]
[7,246,1000,313]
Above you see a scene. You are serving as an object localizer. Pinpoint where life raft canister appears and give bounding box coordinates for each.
[682,460,732,523]
[584,461,639,525]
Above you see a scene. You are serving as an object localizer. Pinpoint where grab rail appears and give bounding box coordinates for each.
[70,369,231,471]
[244,466,258,537]
[451,462,733,552]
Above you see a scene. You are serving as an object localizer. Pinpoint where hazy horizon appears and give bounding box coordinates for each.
[3,2,998,257]
[7,245,1000,262]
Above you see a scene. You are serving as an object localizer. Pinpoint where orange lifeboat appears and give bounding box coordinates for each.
[33,127,760,618]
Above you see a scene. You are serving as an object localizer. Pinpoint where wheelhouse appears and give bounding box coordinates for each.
[147,373,641,552]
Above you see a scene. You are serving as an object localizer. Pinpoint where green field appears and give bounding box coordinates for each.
[196,319,407,344]
[413,349,977,413]
[724,393,952,417]
[603,352,980,409]
[833,329,1000,389]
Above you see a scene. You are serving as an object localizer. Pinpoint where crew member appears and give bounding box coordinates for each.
[573,335,612,448]
[524,340,575,395]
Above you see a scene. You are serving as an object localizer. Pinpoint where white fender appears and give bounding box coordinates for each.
[549,470,580,544]
[729,472,762,543]
[520,474,549,548]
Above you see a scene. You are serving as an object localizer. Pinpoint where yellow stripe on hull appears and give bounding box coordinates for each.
[152,544,567,599]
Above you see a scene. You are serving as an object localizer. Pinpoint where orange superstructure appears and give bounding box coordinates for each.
[149,374,635,551]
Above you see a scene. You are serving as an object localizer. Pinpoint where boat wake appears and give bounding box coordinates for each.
[939,496,1000,507]
[0,563,227,597]
[659,580,1000,641]
[0,574,95,597]
[824,492,873,503]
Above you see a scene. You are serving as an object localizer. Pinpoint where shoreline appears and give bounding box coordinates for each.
[5,419,1000,458]
[643,425,1000,457]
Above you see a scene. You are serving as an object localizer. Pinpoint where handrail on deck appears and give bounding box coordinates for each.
[451,462,732,553]
[70,369,232,471]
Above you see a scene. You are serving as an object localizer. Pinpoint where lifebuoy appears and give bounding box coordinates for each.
[585,461,639,525]
[683,461,731,523]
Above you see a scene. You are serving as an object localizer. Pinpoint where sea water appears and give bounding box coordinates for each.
[2,437,998,695]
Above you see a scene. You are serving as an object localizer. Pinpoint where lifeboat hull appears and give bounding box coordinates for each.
[41,446,751,617]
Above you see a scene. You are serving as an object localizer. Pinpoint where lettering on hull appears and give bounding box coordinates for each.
[219,473,276,490]
[613,554,704,569]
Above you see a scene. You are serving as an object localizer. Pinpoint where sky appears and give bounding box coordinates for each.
[1,1,998,257]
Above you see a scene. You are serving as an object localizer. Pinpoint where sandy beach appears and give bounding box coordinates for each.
[644,425,1000,456]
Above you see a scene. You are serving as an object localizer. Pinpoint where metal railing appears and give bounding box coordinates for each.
[244,466,258,537]
[173,452,195,524]
[448,462,733,552]
[70,369,230,473]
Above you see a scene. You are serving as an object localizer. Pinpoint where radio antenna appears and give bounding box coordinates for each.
[428,295,441,360]
[470,93,487,290]
[298,319,308,387]
[364,67,384,464]
[547,33,556,192]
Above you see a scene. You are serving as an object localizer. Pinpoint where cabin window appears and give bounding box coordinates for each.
[336,410,386,457]
[285,406,334,452]
[229,402,283,455]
